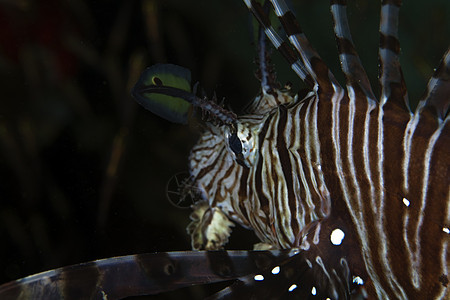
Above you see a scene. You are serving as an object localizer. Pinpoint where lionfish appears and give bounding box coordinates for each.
[0,0,448,299]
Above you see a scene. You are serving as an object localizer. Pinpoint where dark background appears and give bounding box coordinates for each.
[0,0,448,298]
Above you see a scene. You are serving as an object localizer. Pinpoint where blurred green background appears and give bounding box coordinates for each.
[0,0,448,298]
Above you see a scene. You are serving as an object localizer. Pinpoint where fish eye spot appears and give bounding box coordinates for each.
[330,228,345,245]
[152,76,163,86]
[311,286,317,295]
[228,133,242,155]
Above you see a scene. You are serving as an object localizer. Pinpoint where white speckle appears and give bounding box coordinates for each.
[101,291,108,300]
[317,164,322,171]
[288,284,297,292]
[443,227,450,234]
[353,276,364,285]
[305,258,312,268]
[254,274,264,281]
[402,197,410,207]
[271,266,280,275]
[311,286,317,295]
[330,228,345,245]
[40,276,52,285]
[289,248,300,256]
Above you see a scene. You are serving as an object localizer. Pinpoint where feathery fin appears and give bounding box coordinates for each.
[133,64,237,125]
[0,251,296,299]
[420,48,450,119]
[378,0,410,110]
[330,0,376,103]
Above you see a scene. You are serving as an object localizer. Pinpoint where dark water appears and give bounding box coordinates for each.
[0,0,448,299]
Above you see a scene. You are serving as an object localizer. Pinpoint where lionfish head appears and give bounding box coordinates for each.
[187,89,301,250]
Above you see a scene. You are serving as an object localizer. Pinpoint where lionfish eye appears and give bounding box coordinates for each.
[152,76,163,86]
[228,132,248,169]
[228,133,243,155]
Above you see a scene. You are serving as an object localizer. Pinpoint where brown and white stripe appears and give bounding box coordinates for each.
[189,0,450,298]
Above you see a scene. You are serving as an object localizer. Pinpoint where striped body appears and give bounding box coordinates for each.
[188,0,450,298]
[189,68,450,299]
